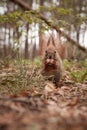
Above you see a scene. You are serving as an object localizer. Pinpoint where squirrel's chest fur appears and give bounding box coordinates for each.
[41,61,62,84]
[43,61,59,75]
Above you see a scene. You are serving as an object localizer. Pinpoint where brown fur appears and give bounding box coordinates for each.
[40,35,62,85]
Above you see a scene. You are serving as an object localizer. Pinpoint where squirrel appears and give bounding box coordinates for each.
[40,35,62,86]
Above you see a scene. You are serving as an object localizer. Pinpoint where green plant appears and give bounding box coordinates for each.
[63,60,87,83]
[69,70,87,83]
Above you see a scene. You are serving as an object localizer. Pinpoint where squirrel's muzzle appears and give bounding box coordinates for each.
[46,59,54,64]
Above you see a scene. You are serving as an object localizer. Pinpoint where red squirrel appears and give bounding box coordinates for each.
[40,35,62,86]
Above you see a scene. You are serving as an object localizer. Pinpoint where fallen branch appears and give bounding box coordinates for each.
[9,0,87,52]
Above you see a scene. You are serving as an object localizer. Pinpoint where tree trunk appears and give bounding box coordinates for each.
[24,23,29,59]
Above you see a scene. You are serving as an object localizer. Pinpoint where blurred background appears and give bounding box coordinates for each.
[0,0,87,60]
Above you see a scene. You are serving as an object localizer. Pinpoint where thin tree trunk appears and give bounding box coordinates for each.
[24,23,29,59]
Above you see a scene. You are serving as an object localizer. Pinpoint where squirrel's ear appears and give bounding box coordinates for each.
[51,35,56,47]
[47,37,51,46]
[47,35,56,47]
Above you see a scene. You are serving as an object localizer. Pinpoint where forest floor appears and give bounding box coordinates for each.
[0,59,87,130]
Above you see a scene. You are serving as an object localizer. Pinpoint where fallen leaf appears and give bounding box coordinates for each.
[45,82,55,92]
[61,86,70,91]
[69,97,79,106]
[57,88,65,97]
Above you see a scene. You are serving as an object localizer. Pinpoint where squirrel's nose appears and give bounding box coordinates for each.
[49,56,52,59]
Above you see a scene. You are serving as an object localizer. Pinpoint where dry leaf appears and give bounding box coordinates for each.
[69,97,79,106]
[45,82,55,92]
[57,88,65,97]
[61,86,70,91]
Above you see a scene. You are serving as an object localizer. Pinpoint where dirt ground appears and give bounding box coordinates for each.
[0,61,87,130]
[0,83,87,130]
